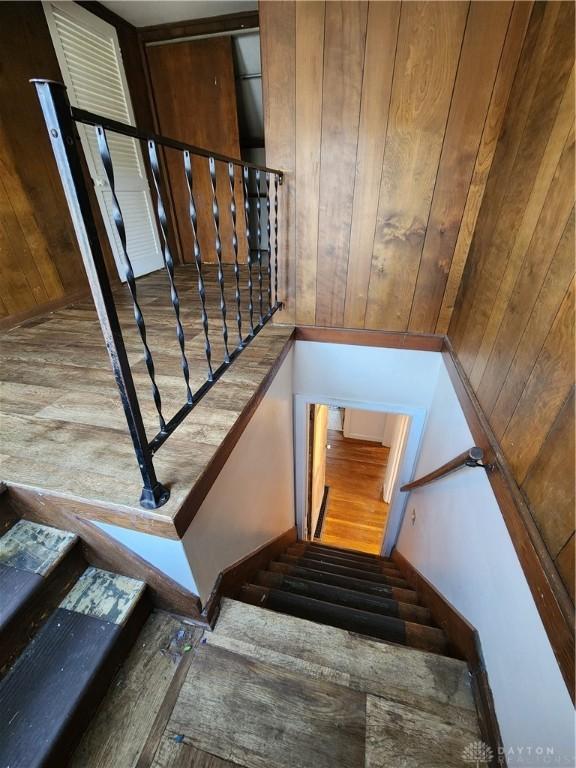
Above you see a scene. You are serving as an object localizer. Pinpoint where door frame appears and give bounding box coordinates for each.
[294,394,427,556]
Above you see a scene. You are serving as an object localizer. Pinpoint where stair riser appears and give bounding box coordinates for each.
[256,571,433,625]
[242,586,446,655]
[287,546,402,575]
[269,562,419,604]
[307,542,387,562]
[279,555,410,588]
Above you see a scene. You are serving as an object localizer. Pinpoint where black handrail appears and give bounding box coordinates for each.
[32,79,284,509]
[401,447,493,492]
[71,105,284,177]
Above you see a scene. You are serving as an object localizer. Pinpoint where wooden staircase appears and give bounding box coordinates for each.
[0,516,155,768]
[239,540,450,656]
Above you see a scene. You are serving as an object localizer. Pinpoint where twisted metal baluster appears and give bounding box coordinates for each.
[265,172,272,313]
[183,151,213,381]
[209,157,230,362]
[96,126,165,432]
[242,165,255,336]
[148,140,193,404]
[255,168,264,325]
[228,162,243,347]
[274,174,279,306]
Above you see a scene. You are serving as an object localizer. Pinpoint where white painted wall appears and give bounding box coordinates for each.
[293,341,437,551]
[294,341,442,408]
[182,349,295,602]
[93,520,198,593]
[396,360,575,765]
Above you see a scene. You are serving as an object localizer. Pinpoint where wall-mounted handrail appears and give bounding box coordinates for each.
[32,78,284,510]
[401,447,493,492]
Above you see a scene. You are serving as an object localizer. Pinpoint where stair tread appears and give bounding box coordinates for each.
[256,570,433,625]
[309,542,385,561]
[0,519,76,576]
[0,566,147,768]
[279,554,410,587]
[0,608,127,768]
[60,566,145,625]
[269,561,420,603]
[211,599,476,729]
[287,545,401,573]
[241,585,446,654]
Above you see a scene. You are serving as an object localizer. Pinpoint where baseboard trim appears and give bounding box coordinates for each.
[295,326,444,351]
[442,338,575,700]
[200,526,298,626]
[0,287,92,331]
[392,548,505,767]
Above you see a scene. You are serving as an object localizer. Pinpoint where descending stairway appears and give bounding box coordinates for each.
[0,517,151,768]
[239,540,450,655]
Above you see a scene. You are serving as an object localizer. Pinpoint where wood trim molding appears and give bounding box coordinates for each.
[392,548,504,768]
[4,487,202,619]
[7,485,180,539]
[294,326,444,351]
[0,288,92,332]
[200,526,298,626]
[442,337,575,701]
[138,10,259,45]
[172,333,295,536]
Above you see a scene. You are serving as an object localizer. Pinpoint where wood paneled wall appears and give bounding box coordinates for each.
[260,0,538,329]
[0,2,87,325]
[449,0,575,601]
[0,1,155,327]
[261,0,575,603]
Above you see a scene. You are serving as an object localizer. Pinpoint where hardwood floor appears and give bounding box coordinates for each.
[318,430,390,555]
[0,265,293,534]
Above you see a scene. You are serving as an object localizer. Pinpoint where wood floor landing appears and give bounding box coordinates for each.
[0,265,293,537]
[148,599,479,768]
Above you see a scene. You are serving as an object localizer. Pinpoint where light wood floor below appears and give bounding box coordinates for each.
[318,430,390,555]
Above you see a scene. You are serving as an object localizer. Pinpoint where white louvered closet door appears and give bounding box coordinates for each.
[43,1,163,280]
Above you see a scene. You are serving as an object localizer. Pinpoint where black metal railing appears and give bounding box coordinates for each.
[33,79,284,509]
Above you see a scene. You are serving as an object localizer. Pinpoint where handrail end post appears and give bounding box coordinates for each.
[140,481,170,509]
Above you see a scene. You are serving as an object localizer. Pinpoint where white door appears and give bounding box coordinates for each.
[43,1,163,279]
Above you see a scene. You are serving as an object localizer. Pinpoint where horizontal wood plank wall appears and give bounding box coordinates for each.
[448,0,575,602]
[260,0,535,331]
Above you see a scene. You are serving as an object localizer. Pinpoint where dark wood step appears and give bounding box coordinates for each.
[256,570,433,625]
[269,561,420,604]
[308,542,385,562]
[287,544,402,575]
[278,554,410,588]
[0,568,149,768]
[0,545,86,674]
[240,585,447,654]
